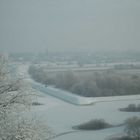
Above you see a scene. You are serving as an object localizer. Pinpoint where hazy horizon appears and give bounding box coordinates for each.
[0,0,140,53]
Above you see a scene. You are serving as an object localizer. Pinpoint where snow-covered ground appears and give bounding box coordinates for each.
[17,63,140,140]
[32,93,140,140]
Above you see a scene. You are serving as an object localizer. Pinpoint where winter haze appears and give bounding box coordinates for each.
[1,1,140,140]
[0,0,140,53]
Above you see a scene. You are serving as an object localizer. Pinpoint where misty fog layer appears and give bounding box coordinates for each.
[0,0,140,53]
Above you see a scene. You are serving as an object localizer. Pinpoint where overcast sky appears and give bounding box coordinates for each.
[0,0,140,53]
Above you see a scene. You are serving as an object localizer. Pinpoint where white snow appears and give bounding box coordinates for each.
[31,94,140,140]
[17,63,140,140]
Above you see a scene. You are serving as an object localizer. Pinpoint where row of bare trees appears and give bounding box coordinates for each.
[29,65,140,97]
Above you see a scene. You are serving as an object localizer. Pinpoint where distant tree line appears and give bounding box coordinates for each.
[29,65,140,97]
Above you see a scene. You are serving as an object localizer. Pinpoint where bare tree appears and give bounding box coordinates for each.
[0,54,53,140]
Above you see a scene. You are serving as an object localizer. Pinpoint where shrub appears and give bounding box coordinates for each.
[32,102,44,106]
[110,117,140,140]
[119,104,140,112]
[110,136,134,140]
[73,119,112,130]
[125,116,140,140]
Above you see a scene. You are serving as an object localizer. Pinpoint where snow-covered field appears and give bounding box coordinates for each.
[31,93,140,140]
[17,64,140,140]
[30,79,140,140]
